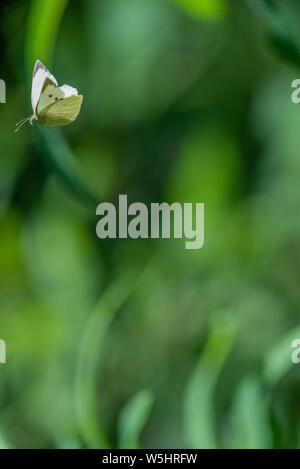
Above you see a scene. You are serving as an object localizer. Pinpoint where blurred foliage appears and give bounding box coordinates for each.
[170,0,227,21]
[1,0,300,449]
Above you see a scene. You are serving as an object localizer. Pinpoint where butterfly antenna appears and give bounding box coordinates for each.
[15,117,30,133]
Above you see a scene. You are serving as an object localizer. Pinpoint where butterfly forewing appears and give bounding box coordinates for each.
[36,77,65,117]
[31,60,58,113]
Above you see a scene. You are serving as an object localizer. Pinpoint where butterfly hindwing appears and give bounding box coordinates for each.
[36,77,65,116]
[38,95,83,127]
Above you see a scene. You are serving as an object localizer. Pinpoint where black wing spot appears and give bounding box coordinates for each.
[49,94,53,98]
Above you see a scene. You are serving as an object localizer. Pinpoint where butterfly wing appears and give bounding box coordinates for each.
[31,60,58,114]
[38,95,83,127]
[60,85,78,97]
[36,77,65,116]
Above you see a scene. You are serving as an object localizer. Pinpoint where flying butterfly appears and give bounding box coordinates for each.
[16,60,83,132]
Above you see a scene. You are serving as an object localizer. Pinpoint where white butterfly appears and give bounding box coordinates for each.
[16,60,83,132]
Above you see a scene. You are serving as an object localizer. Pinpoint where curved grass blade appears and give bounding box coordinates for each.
[230,375,272,449]
[37,128,97,207]
[183,312,236,449]
[75,270,146,449]
[26,0,69,75]
[118,390,154,449]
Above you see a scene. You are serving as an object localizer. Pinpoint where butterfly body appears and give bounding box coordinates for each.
[16,60,83,131]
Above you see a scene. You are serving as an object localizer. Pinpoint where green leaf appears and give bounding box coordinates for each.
[118,390,154,449]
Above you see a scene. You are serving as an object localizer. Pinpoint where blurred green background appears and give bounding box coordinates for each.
[1,0,300,449]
